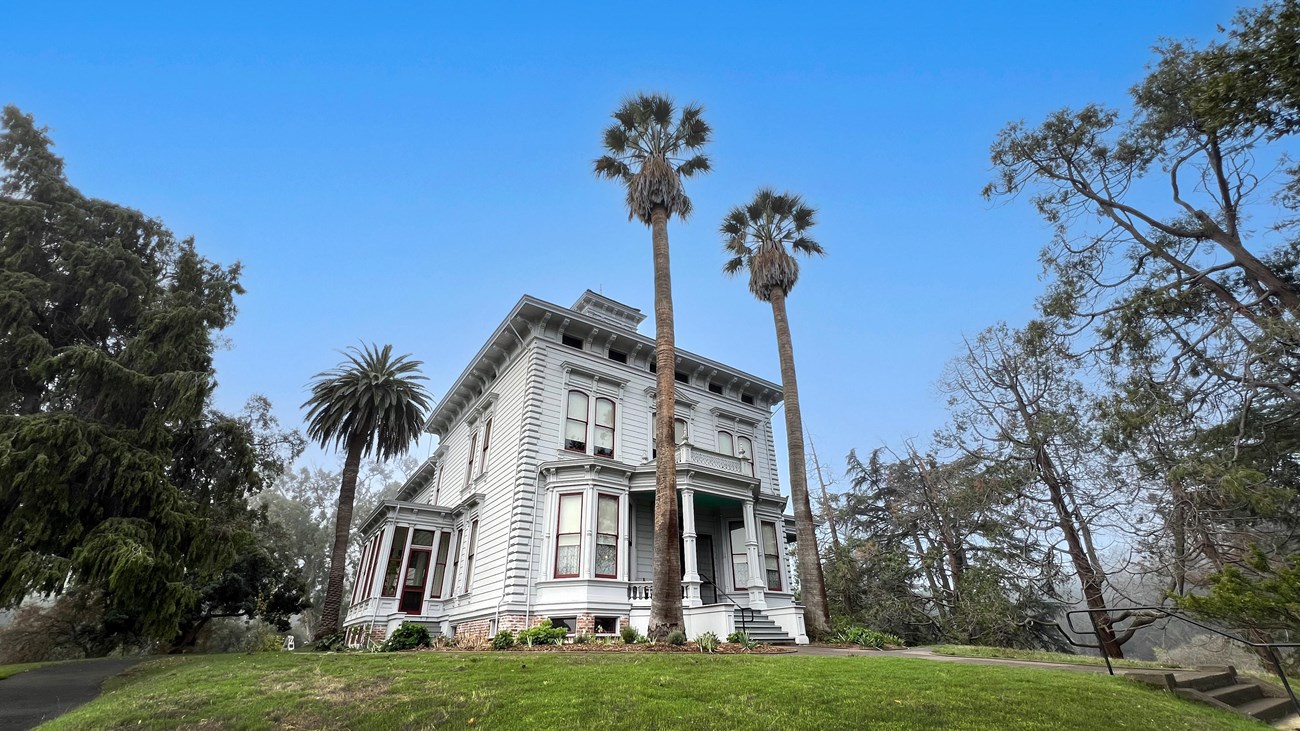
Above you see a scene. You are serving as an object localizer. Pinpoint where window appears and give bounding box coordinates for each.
[674,418,688,445]
[648,360,657,373]
[554,493,582,577]
[607,349,627,364]
[433,465,444,504]
[594,616,618,634]
[362,534,381,600]
[729,522,748,591]
[594,398,615,458]
[561,333,583,349]
[352,540,371,603]
[674,370,690,384]
[399,529,435,613]
[595,494,618,578]
[708,381,724,395]
[738,436,754,475]
[564,391,589,452]
[549,617,575,633]
[761,522,782,591]
[450,528,463,594]
[430,531,450,598]
[465,431,477,483]
[478,419,493,474]
[740,393,755,405]
[463,520,478,593]
[381,527,410,597]
[717,430,734,456]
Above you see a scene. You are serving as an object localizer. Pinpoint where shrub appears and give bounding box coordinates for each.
[727,631,756,650]
[696,632,720,653]
[311,632,347,653]
[517,619,568,647]
[381,622,432,652]
[572,632,593,645]
[666,630,687,646]
[491,630,515,650]
[620,625,640,644]
[832,626,905,649]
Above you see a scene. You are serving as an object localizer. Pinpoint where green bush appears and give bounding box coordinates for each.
[620,625,640,644]
[665,630,687,646]
[311,632,347,653]
[491,630,515,650]
[727,631,756,650]
[381,622,432,652]
[696,631,719,653]
[517,619,568,647]
[245,629,285,654]
[832,626,905,649]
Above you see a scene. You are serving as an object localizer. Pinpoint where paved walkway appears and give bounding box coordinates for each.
[0,658,142,730]
[792,645,1108,674]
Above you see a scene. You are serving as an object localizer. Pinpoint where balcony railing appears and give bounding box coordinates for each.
[627,581,689,604]
[674,444,754,478]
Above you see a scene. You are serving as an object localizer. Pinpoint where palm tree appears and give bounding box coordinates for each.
[721,188,831,638]
[594,93,710,639]
[303,343,432,640]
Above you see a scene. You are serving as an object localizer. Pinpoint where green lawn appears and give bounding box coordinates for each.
[39,651,1264,730]
[0,660,60,680]
[931,644,1177,670]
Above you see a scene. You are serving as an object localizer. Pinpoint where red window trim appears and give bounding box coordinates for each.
[594,493,619,578]
[554,492,583,578]
[429,531,450,598]
[400,546,432,614]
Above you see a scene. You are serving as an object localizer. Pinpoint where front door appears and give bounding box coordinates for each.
[697,535,717,605]
[399,548,430,614]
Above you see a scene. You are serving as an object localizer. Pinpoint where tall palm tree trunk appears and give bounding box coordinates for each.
[649,205,684,639]
[315,435,365,639]
[768,287,831,638]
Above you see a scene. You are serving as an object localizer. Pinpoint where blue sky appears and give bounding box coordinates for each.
[3,1,1250,484]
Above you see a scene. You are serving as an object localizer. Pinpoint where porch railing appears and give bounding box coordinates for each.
[627,581,689,602]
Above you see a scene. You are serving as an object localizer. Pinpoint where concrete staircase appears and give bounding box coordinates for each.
[733,609,795,645]
[1126,667,1298,727]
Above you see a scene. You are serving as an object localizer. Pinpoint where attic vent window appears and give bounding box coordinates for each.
[740,393,755,405]
[561,334,583,350]
[708,382,723,395]
[648,361,657,373]
[674,370,690,385]
[608,349,628,364]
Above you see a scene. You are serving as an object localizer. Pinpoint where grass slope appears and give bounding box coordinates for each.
[44,652,1261,731]
[0,661,57,680]
[931,645,1176,670]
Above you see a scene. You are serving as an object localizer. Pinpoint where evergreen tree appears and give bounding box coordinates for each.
[0,106,303,644]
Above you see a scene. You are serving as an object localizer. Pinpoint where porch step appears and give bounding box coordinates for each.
[733,609,794,645]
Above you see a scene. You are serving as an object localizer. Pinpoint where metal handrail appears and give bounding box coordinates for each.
[698,573,753,638]
[1062,606,1299,717]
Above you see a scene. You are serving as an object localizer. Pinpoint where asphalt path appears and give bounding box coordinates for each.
[0,658,142,730]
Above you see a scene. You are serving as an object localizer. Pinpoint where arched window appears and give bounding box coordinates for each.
[594,398,615,458]
[565,391,589,452]
[737,436,754,475]
[717,430,734,456]
[674,418,688,445]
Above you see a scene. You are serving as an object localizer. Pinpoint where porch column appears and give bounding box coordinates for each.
[681,488,702,607]
[742,499,768,610]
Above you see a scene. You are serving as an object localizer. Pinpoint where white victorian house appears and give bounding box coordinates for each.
[343,291,808,646]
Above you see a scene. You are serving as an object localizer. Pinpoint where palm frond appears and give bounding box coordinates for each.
[718,188,827,301]
[302,343,433,460]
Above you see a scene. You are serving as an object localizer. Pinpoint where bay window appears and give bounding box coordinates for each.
[554,493,582,577]
[595,494,619,578]
[761,521,782,591]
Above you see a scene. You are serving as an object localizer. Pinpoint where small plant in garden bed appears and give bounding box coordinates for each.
[665,630,687,646]
[492,631,515,650]
[696,632,719,653]
[381,623,432,652]
[620,625,640,644]
[517,619,568,647]
[829,627,905,649]
[726,631,758,650]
